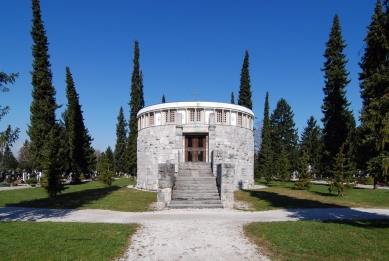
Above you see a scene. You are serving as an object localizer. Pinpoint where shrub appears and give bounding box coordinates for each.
[0,182,10,187]
[365,176,374,185]
[26,177,38,184]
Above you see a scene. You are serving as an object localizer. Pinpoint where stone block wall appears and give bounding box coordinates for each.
[137,125,182,190]
[217,163,235,208]
[210,125,254,190]
[156,161,175,209]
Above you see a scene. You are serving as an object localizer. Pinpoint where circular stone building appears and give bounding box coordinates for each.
[136,101,255,192]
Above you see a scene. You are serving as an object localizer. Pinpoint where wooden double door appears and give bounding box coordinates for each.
[185,135,206,162]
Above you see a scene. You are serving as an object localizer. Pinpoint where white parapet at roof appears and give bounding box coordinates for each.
[137,101,254,117]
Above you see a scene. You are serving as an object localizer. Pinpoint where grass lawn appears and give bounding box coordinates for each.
[0,221,137,261]
[0,178,157,212]
[235,179,389,211]
[244,219,389,261]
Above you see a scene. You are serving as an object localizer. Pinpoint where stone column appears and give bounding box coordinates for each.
[175,113,183,172]
[220,163,235,208]
[156,161,175,210]
[208,113,216,170]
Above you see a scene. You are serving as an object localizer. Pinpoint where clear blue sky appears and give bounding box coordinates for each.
[0,0,376,156]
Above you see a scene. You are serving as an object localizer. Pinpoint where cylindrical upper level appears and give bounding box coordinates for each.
[137,102,255,131]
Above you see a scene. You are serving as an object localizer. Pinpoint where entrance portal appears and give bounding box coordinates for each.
[185,135,206,162]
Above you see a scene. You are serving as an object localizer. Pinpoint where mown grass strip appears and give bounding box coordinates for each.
[0,178,156,212]
[0,221,138,261]
[244,219,389,261]
[235,180,389,211]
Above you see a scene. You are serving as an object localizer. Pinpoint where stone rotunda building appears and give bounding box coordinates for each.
[136,101,255,208]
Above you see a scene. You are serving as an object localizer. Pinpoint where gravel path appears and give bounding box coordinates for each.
[1,207,389,260]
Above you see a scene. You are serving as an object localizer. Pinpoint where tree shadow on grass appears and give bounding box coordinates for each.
[247,190,344,209]
[0,185,123,221]
[3,185,121,209]
[245,190,389,226]
[321,219,389,229]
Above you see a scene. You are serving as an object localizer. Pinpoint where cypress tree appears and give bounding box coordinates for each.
[114,106,127,173]
[258,92,273,183]
[299,116,322,175]
[162,94,166,103]
[270,98,299,172]
[127,40,143,174]
[358,0,389,188]
[231,92,235,104]
[105,146,114,172]
[83,128,96,173]
[27,0,64,196]
[238,50,253,110]
[320,14,354,177]
[65,67,85,179]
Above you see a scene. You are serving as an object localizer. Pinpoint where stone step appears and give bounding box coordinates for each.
[178,173,213,176]
[172,193,220,200]
[169,200,223,209]
[178,170,213,173]
[173,188,218,192]
[174,184,217,190]
[170,199,222,204]
[175,177,215,181]
[168,204,223,209]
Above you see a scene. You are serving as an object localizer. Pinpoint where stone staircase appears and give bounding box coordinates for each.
[169,162,223,209]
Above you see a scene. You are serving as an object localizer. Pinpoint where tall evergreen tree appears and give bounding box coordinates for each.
[83,128,96,173]
[231,92,235,104]
[358,0,389,188]
[27,0,64,196]
[114,106,127,173]
[238,50,253,110]
[105,146,114,171]
[127,40,143,174]
[270,98,299,172]
[18,140,31,171]
[299,116,322,175]
[320,14,354,177]
[162,94,166,103]
[65,67,86,177]
[258,92,273,183]
[276,147,290,185]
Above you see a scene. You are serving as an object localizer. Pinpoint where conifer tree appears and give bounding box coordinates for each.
[258,92,273,183]
[271,98,299,172]
[320,14,354,177]
[18,140,31,171]
[127,40,143,174]
[231,92,235,104]
[162,94,166,103]
[28,0,64,196]
[359,0,389,188]
[238,50,253,110]
[299,116,322,175]
[83,128,96,173]
[276,147,290,185]
[327,143,354,196]
[114,107,127,173]
[294,150,312,190]
[65,67,86,179]
[98,156,114,186]
[105,146,114,172]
